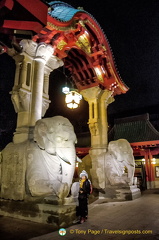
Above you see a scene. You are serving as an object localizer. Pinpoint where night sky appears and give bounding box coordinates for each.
[1,0,159,148]
[58,0,159,119]
[47,0,159,123]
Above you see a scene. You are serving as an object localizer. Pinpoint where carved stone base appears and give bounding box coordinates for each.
[99,185,141,201]
[0,197,76,228]
[64,196,78,205]
[1,142,27,200]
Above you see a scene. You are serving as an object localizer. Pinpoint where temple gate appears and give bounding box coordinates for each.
[0,0,140,225]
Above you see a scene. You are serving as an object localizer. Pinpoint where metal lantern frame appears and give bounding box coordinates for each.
[62,87,82,109]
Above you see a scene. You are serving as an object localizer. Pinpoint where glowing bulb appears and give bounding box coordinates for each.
[65,90,82,109]
[62,86,70,94]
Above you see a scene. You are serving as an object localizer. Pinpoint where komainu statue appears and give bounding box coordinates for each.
[105,139,135,186]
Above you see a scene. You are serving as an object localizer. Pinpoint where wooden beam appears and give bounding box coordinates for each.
[3,20,43,33]
[16,0,48,25]
[0,0,14,10]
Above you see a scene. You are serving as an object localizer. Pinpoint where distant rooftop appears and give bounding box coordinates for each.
[108,113,159,143]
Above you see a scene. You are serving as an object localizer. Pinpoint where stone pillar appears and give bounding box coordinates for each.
[81,86,102,151]
[29,58,45,126]
[13,54,24,87]
[81,87,114,189]
[98,89,115,150]
[1,40,64,200]
[20,59,28,85]
[43,72,50,95]
[29,43,54,127]
[81,87,114,153]
[11,54,32,143]
[10,40,64,143]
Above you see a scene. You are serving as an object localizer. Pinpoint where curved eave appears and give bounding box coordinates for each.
[76,12,129,94]
[0,1,129,95]
[46,8,128,95]
[48,1,85,23]
[15,1,127,96]
[47,14,74,28]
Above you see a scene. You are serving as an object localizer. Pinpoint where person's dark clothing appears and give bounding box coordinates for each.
[78,179,91,219]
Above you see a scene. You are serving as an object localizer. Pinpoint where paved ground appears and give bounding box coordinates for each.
[1,189,159,240]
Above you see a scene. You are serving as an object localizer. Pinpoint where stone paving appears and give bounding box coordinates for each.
[0,189,159,240]
[29,189,159,240]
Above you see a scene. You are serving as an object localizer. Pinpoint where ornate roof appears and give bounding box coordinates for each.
[0,0,128,95]
[48,1,84,22]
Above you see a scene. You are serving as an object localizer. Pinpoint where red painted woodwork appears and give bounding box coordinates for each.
[131,140,159,159]
[2,20,43,33]
[148,150,155,182]
[76,141,159,157]
[143,150,155,183]
[0,0,14,10]
[34,11,128,94]
[0,0,157,187]
[144,152,149,182]
[0,0,48,33]
[16,0,48,25]
[0,0,128,95]
[76,147,90,157]
[130,140,159,148]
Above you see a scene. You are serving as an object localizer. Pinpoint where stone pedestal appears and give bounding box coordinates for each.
[0,196,76,228]
[99,185,141,201]
[1,142,27,200]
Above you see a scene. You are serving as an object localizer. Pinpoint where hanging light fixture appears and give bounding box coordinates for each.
[65,89,82,109]
[62,65,70,95]
[61,66,82,109]
[62,86,82,109]
[62,86,70,94]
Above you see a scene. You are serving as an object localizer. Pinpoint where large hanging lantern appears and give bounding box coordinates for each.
[65,89,82,109]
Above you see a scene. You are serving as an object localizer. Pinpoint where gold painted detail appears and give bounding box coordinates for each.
[94,67,104,82]
[96,74,104,82]
[76,31,91,54]
[85,19,98,33]
[47,21,76,31]
[102,44,107,51]
[57,40,67,50]
[79,20,85,27]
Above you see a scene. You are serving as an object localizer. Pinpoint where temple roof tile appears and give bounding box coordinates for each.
[48,1,84,22]
[108,113,159,143]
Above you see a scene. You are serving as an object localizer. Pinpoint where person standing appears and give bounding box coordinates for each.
[78,170,91,223]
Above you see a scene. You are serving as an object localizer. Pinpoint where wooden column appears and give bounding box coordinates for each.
[144,150,155,189]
